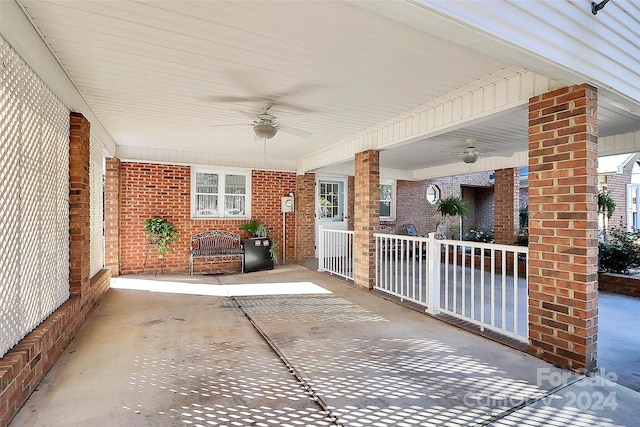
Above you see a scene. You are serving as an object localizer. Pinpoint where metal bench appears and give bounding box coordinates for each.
[189,230,244,275]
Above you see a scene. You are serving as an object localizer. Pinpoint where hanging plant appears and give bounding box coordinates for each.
[436,196,468,239]
[144,217,178,259]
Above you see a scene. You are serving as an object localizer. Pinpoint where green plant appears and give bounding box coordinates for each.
[519,204,529,229]
[437,195,469,219]
[144,217,178,259]
[436,195,468,239]
[598,225,640,273]
[464,225,494,243]
[241,219,278,263]
[240,220,268,238]
[598,190,616,219]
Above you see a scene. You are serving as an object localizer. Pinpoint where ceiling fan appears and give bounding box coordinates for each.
[211,103,311,141]
[460,139,480,163]
[249,103,311,140]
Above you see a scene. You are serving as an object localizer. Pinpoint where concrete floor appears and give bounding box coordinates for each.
[598,292,640,393]
[10,264,640,426]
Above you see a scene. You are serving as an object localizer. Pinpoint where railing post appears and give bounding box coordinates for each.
[317,225,325,272]
[428,232,440,314]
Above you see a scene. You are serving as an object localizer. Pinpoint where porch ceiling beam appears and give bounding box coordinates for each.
[599,130,640,157]
[297,69,557,174]
[411,151,528,181]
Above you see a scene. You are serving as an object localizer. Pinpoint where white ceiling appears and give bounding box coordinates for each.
[16,0,640,173]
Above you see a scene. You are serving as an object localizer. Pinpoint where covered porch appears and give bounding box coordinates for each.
[2,0,640,424]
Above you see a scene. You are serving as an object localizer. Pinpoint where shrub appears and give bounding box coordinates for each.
[464,225,494,243]
[598,226,640,273]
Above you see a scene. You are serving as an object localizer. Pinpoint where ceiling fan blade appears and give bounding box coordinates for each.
[278,124,311,138]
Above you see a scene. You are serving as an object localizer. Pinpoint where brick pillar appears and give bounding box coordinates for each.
[105,157,121,277]
[69,112,91,299]
[348,175,355,231]
[354,150,380,289]
[295,173,316,262]
[494,168,519,244]
[528,84,598,372]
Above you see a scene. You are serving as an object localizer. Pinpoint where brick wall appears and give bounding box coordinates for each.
[598,272,640,298]
[601,153,638,230]
[353,150,379,289]
[395,172,492,236]
[118,162,297,274]
[494,168,519,244]
[0,113,110,426]
[528,84,599,372]
[295,173,316,262]
[105,158,121,276]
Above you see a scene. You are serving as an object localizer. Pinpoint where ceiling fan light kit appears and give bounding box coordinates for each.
[462,152,478,163]
[253,123,278,139]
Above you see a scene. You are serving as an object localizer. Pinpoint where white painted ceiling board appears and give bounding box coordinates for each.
[15,0,640,173]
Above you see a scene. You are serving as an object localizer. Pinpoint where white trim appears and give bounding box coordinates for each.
[298,69,555,173]
[190,167,252,220]
[379,179,396,221]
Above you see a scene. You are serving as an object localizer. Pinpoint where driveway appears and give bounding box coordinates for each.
[598,292,640,392]
[10,265,640,426]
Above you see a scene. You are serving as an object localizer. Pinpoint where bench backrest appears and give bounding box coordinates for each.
[191,230,242,251]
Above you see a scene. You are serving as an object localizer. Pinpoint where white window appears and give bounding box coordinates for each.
[318,180,344,222]
[380,180,395,220]
[192,168,251,218]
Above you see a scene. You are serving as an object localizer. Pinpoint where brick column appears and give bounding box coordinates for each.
[69,112,91,299]
[295,173,316,262]
[528,84,598,372]
[105,157,121,277]
[354,150,380,289]
[494,168,519,244]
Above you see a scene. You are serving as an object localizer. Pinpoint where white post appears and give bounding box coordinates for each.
[428,232,440,314]
[317,225,325,271]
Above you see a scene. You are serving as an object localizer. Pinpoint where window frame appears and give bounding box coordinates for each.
[379,179,396,220]
[317,179,345,222]
[191,167,252,219]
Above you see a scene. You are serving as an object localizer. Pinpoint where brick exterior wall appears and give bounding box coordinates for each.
[395,173,493,236]
[598,272,640,298]
[69,113,91,298]
[353,150,379,289]
[528,84,599,372]
[601,153,639,230]
[494,168,519,244]
[295,173,316,262]
[118,162,297,274]
[0,113,110,426]
[105,158,121,277]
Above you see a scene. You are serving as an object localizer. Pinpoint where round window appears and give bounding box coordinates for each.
[426,184,440,205]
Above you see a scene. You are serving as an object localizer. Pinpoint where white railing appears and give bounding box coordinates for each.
[374,232,528,342]
[317,226,354,280]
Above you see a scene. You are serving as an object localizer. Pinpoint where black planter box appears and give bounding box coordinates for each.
[243,237,274,273]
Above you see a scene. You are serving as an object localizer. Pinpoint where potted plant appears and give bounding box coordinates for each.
[144,217,178,259]
[241,219,278,269]
[436,195,468,239]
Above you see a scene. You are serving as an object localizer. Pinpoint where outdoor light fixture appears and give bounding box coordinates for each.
[462,152,478,164]
[253,123,278,139]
